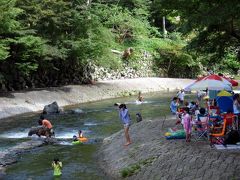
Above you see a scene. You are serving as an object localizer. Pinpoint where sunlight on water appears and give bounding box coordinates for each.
[58,141,73,146]
[125,100,153,105]
[0,130,29,138]
[84,122,98,126]
[55,131,76,139]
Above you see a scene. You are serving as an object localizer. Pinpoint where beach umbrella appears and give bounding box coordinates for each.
[184,76,205,91]
[184,74,232,91]
[222,76,238,87]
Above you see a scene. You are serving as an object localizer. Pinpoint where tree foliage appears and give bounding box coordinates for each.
[151,0,240,73]
[0,0,239,91]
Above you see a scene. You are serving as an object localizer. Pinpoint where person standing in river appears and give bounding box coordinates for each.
[118,104,132,146]
[137,91,144,102]
[52,158,62,177]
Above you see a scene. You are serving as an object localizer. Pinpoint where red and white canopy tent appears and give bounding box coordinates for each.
[222,76,238,87]
[184,74,233,91]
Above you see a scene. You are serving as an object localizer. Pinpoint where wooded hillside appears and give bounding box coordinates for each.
[0,0,239,91]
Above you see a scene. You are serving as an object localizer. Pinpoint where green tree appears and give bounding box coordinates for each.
[151,0,240,73]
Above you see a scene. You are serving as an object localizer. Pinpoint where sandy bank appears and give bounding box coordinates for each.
[0,77,193,119]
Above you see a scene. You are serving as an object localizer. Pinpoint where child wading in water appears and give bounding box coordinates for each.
[183,107,192,142]
[78,130,83,138]
[52,158,62,177]
[137,91,144,102]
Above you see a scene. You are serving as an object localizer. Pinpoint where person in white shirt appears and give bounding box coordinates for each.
[177,89,185,104]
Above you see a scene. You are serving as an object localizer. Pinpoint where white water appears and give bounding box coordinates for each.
[124,100,153,105]
[0,129,91,140]
[84,122,98,126]
[55,131,76,139]
[54,129,91,139]
[58,141,73,146]
[0,130,29,138]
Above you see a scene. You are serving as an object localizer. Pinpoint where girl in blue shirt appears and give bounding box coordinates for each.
[119,104,132,146]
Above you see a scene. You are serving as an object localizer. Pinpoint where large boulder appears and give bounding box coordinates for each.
[28,126,51,137]
[43,101,60,114]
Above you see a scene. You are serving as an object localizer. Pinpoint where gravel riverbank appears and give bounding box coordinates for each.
[0,77,193,120]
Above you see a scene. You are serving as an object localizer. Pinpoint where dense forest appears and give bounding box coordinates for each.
[0,0,240,91]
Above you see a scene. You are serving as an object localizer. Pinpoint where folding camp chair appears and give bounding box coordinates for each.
[222,113,235,131]
[194,115,209,141]
[209,106,220,115]
[209,114,234,146]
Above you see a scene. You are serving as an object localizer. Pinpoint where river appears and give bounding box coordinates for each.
[0,91,186,180]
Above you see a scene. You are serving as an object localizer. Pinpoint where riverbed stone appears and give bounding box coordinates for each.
[43,101,60,114]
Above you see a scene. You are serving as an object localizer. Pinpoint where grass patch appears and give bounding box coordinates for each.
[120,156,157,178]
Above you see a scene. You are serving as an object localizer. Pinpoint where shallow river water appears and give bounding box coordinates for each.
[0,91,192,180]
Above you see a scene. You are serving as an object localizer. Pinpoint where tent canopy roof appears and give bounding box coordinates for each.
[217,90,232,97]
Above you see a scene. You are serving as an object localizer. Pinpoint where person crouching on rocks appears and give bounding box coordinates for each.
[38,115,54,137]
[119,104,132,146]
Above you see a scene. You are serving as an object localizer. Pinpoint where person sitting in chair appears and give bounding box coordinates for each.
[196,108,208,128]
[170,97,179,115]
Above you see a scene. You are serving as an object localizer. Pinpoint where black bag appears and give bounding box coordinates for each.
[136,113,142,123]
[224,130,240,145]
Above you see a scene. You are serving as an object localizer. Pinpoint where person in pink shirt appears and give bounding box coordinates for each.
[183,107,192,142]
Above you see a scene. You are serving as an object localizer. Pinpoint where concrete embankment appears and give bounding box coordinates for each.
[0,77,193,120]
[98,117,240,180]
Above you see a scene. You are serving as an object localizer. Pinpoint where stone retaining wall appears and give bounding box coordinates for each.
[83,59,156,82]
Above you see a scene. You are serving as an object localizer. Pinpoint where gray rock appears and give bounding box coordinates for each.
[71,108,84,114]
[43,101,60,114]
